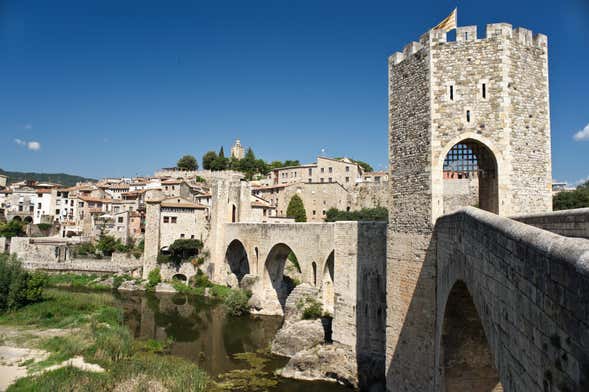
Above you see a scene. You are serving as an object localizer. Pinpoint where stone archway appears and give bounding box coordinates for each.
[172,273,188,283]
[322,251,335,315]
[263,243,298,315]
[23,216,33,224]
[225,239,250,282]
[440,280,502,392]
[441,138,499,215]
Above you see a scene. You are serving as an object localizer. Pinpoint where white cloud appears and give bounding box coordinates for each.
[27,141,41,151]
[573,124,589,141]
[14,138,41,151]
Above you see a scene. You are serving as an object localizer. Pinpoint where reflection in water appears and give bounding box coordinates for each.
[117,292,349,392]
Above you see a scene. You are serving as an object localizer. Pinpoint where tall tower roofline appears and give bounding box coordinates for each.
[389,23,547,66]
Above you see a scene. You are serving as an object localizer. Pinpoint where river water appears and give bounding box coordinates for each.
[115,291,350,392]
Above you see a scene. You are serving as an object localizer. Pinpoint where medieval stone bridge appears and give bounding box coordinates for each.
[387,207,589,391]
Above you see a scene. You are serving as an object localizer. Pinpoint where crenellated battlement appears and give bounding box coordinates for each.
[389,23,547,65]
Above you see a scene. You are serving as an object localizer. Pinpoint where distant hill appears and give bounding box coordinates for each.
[0,168,96,187]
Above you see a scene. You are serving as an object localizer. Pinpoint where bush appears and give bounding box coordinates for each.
[324,206,388,222]
[0,220,25,238]
[75,242,96,257]
[147,268,161,288]
[190,269,212,288]
[286,195,307,222]
[0,254,47,313]
[37,223,53,232]
[195,176,206,183]
[96,235,119,256]
[224,289,250,316]
[297,296,323,320]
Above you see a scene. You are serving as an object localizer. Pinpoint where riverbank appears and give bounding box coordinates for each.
[0,288,209,391]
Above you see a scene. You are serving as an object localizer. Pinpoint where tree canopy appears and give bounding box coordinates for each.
[177,155,198,171]
[286,195,307,222]
[201,147,298,180]
[553,181,589,210]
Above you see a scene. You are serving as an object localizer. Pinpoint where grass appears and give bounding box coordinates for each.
[2,288,209,392]
[0,289,115,329]
[9,354,208,392]
[46,273,112,291]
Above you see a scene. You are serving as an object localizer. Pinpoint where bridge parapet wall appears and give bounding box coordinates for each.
[435,207,589,391]
[513,208,589,239]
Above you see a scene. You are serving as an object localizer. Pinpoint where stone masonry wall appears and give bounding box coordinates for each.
[513,208,589,239]
[333,221,387,389]
[435,207,589,391]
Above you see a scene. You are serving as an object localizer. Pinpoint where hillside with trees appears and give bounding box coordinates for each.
[0,168,96,187]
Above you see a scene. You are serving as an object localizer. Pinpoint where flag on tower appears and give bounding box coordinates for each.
[433,8,457,32]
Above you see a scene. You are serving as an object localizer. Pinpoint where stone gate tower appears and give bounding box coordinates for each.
[386,23,552,390]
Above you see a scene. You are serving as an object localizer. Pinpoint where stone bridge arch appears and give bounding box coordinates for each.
[438,280,501,391]
[433,208,589,391]
[224,239,251,283]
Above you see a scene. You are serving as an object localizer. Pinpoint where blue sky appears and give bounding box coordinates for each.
[1,0,587,183]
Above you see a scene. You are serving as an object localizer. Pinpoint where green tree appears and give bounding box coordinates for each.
[0,220,25,238]
[283,160,301,167]
[218,146,225,158]
[0,254,46,313]
[202,151,218,170]
[286,195,307,222]
[269,161,284,170]
[553,180,589,210]
[177,155,198,171]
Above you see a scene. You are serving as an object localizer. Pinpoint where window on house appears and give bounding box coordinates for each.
[37,203,41,209]
[55,209,60,214]
[375,176,381,182]
[163,216,169,223]
[346,166,350,172]
[321,168,324,173]
[449,85,454,100]
[171,217,177,223]
[345,177,350,182]
[329,178,333,182]
[191,235,195,239]
[322,210,326,215]
[180,234,185,238]
[328,167,333,173]
[482,83,487,99]
[118,217,123,223]
[308,178,312,183]
[464,32,469,40]
[320,178,324,182]
[29,206,34,212]
[466,110,471,122]
[308,168,312,176]
[312,210,316,215]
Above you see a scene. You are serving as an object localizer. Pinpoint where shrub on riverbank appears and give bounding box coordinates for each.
[147,268,161,288]
[0,253,47,313]
[224,289,251,316]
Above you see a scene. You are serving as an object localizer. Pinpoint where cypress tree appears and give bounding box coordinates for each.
[286,195,307,222]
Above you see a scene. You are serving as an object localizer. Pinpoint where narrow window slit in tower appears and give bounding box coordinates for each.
[466,110,471,122]
[482,83,487,99]
[464,32,469,41]
[450,85,454,101]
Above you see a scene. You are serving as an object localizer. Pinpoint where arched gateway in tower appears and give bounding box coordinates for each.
[386,22,552,391]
